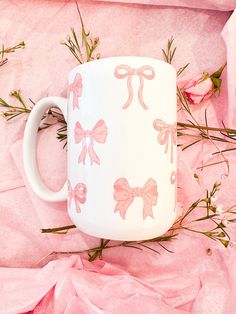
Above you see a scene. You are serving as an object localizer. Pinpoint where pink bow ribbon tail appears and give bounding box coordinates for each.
[78,142,88,165]
[68,73,83,110]
[123,74,134,110]
[74,119,108,165]
[87,138,100,165]
[153,119,177,164]
[136,65,155,110]
[72,93,79,110]
[78,139,100,165]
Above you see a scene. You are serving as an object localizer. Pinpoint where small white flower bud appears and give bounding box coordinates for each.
[216,204,224,214]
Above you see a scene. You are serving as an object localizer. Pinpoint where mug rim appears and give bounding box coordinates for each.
[68,56,176,79]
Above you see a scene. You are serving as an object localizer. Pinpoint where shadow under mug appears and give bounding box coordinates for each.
[23,56,177,241]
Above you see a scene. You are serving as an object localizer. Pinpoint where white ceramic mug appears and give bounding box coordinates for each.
[23,56,177,241]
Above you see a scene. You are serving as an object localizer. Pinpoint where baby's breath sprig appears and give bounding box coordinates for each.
[0,8,100,147]
[1,6,100,146]
[0,41,25,68]
[42,108,67,146]
[0,90,32,120]
[40,181,236,262]
[60,3,100,64]
[172,181,236,247]
[0,90,67,146]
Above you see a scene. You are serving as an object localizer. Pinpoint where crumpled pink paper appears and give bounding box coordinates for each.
[1,249,235,314]
[94,0,236,11]
[0,0,236,313]
[222,9,236,126]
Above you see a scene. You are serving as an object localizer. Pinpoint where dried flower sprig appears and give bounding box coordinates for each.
[56,123,67,146]
[39,181,236,263]
[177,87,232,173]
[55,4,101,142]
[38,234,177,264]
[60,3,100,64]
[0,41,25,68]
[162,37,233,172]
[162,37,176,64]
[41,224,76,235]
[162,36,189,76]
[0,90,67,146]
[0,7,101,147]
[0,90,32,120]
[172,181,234,247]
[43,109,67,147]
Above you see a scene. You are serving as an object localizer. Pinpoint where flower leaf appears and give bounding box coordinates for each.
[219,239,229,248]
[210,63,227,79]
[211,77,222,91]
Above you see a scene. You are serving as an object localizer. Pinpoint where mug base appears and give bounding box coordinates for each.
[72,213,176,241]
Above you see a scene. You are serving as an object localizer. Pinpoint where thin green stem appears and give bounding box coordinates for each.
[177,122,236,135]
[41,224,76,233]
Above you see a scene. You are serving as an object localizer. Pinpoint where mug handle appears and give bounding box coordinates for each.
[23,96,67,202]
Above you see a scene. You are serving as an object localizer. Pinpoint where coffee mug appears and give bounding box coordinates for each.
[23,56,177,241]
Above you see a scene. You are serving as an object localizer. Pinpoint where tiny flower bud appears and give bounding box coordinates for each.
[209,205,216,213]
[211,196,218,203]
[206,248,212,256]
[216,204,224,214]
[217,232,225,238]
[214,181,221,190]
[220,239,229,248]
[221,219,228,227]
[94,37,99,45]
[19,41,25,49]
[9,90,17,96]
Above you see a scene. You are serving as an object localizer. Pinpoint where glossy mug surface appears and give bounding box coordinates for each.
[23,56,177,240]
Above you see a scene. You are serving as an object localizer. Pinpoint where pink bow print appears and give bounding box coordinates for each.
[153,119,177,164]
[68,180,87,213]
[74,119,108,165]
[67,73,83,110]
[114,64,155,110]
[113,178,158,220]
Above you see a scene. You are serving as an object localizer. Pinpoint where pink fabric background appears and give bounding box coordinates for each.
[0,0,236,313]
[96,0,236,11]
